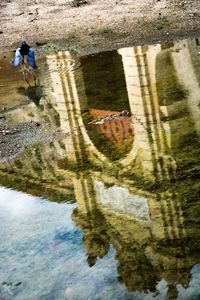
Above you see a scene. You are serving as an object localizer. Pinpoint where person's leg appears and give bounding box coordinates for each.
[21,63,30,85]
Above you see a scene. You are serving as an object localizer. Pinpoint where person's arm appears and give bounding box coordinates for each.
[28,48,37,69]
[11,48,22,68]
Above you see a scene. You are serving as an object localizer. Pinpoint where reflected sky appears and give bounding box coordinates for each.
[0,187,156,300]
[0,187,200,299]
[95,181,150,222]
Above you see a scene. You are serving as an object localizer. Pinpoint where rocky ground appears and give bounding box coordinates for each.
[0,120,41,162]
[0,0,200,55]
[0,118,65,162]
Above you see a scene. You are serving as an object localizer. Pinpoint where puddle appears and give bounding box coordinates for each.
[0,37,200,299]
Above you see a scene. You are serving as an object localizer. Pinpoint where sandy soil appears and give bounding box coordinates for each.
[0,0,200,55]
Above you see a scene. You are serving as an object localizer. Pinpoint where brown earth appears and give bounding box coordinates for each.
[0,0,200,55]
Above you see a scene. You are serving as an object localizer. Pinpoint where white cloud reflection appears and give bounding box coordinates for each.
[0,186,199,300]
[0,187,38,216]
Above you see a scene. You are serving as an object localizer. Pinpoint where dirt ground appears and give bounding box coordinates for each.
[0,0,200,55]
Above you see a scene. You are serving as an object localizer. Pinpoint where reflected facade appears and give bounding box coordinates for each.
[0,38,200,299]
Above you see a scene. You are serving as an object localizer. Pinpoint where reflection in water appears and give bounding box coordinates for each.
[17,83,43,106]
[0,188,121,299]
[0,37,200,299]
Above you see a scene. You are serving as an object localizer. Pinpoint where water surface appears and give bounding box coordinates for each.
[0,38,200,299]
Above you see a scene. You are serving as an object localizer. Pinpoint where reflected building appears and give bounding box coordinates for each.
[72,174,200,298]
[42,40,200,182]
[0,38,200,299]
[2,39,199,183]
[117,42,199,181]
[44,40,200,297]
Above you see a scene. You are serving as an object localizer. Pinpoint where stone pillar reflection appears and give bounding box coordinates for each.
[46,51,107,166]
[46,52,80,163]
[72,174,110,267]
[118,46,176,181]
[172,39,200,135]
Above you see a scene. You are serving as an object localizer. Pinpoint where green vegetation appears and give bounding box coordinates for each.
[41,42,62,53]
[65,34,77,43]
[117,31,130,38]
[155,17,170,30]
[0,168,75,203]
[38,34,79,55]
[98,26,114,34]
[69,46,78,56]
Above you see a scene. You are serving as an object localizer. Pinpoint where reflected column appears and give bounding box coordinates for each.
[118,46,176,181]
[172,39,200,135]
[46,51,107,167]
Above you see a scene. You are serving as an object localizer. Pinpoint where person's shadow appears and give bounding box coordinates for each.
[17,81,43,106]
